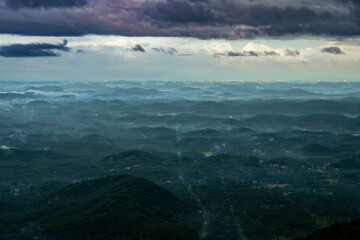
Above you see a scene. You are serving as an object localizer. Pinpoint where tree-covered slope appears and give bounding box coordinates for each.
[2,175,198,240]
[298,218,360,240]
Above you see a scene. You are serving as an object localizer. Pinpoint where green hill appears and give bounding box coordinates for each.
[298,218,360,240]
[2,175,198,240]
[0,148,69,162]
[333,158,360,169]
[103,150,163,166]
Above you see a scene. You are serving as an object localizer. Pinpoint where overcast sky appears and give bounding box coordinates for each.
[0,0,360,82]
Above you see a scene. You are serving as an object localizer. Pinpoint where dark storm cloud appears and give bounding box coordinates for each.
[321,46,345,54]
[0,0,360,39]
[0,40,69,57]
[143,0,215,24]
[5,0,87,8]
[337,0,360,5]
[144,1,320,26]
[130,44,145,52]
[141,0,360,37]
[152,47,177,55]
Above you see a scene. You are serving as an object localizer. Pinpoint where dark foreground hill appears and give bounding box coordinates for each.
[298,218,360,240]
[1,175,198,240]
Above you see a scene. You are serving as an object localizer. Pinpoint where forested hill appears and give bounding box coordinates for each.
[298,218,360,240]
[1,175,198,240]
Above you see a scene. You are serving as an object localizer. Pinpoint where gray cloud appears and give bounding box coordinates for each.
[178,53,194,56]
[76,49,85,54]
[216,49,300,57]
[226,51,258,57]
[5,0,87,8]
[227,51,246,57]
[0,40,69,57]
[152,47,178,55]
[248,51,258,57]
[264,51,279,56]
[321,46,345,54]
[131,44,145,53]
[285,48,300,56]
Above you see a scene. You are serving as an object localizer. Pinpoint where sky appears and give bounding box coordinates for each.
[0,0,360,82]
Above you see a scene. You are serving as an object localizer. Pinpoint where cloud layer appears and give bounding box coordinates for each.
[5,0,87,8]
[0,0,360,39]
[0,40,69,57]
